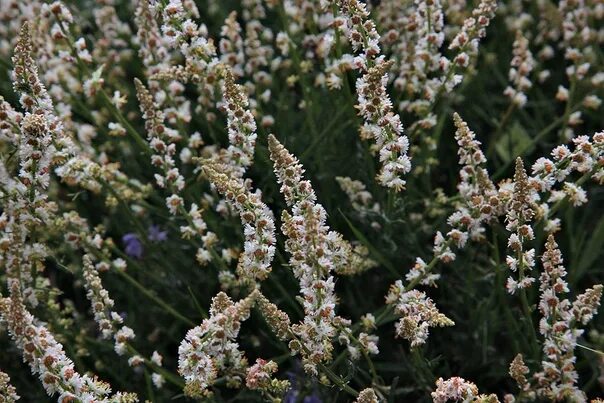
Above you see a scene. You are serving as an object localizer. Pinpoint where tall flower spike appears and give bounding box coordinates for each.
[333,0,411,191]
[81,254,136,357]
[82,254,121,339]
[450,113,498,242]
[504,157,536,294]
[391,115,491,343]
[135,78,186,213]
[533,235,602,401]
[12,22,52,112]
[3,20,69,307]
[268,134,357,373]
[392,0,446,115]
[222,68,258,178]
[202,165,275,281]
[504,30,534,108]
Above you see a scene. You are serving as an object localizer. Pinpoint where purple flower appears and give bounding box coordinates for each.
[303,395,322,403]
[284,391,298,403]
[284,363,322,403]
[148,225,167,242]
[122,233,143,259]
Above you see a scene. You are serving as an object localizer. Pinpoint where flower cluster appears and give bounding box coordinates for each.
[355,388,379,403]
[386,282,454,347]
[245,358,290,399]
[431,376,499,403]
[134,78,185,207]
[178,292,255,398]
[82,254,126,340]
[220,68,258,178]
[533,235,585,401]
[0,370,19,402]
[504,31,534,108]
[334,0,411,191]
[450,113,499,242]
[504,158,536,294]
[449,0,498,68]
[389,0,447,128]
[202,165,275,281]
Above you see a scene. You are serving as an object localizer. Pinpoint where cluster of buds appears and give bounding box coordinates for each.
[532,235,589,401]
[334,0,412,191]
[135,78,185,197]
[82,254,124,339]
[431,377,499,403]
[253,290,292,340]
[504,31,534,108]
[135,0,169,75]
[449,113,499,242]
[0,370,19,402]
[220,69,258,178]
[449,0,498,68]
[355,388,379,403]
[505,158,536,294]
[335,176,380,215]
[245,359,290,399]
[202,165,275,281]
[178,292,255,398]
[391,0,446,128]
[386,283,454,347]
[508,354,533,400]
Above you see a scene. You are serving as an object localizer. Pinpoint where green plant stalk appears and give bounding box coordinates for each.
[116,268,195,327]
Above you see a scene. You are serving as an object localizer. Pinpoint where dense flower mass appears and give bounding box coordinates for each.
[0,1,603,402]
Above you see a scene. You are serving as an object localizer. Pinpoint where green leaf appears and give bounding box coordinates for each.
[495,121,534,163]
[574,216,604,279]
[339,210,400,278]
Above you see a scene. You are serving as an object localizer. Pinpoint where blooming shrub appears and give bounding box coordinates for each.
[0,0,603,402]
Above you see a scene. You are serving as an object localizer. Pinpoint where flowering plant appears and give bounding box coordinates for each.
[0,0,603,402]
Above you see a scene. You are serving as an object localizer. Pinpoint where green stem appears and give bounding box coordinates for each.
[116,269,195,327]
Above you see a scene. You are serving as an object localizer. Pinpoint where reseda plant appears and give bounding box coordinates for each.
[0,0,603,402]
